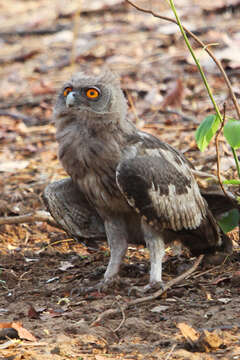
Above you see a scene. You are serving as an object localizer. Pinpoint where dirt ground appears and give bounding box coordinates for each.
[0,1,240,359]
[0,241,240,359]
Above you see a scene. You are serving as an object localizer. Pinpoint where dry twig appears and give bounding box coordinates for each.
[192,264,221,279]
[126,89,142,126]
[0,211,56,227]
[0,111,38,125]
[165,343,177,360]
[157,109,195,122]
[91,254,204,326]
[113,299,126,332]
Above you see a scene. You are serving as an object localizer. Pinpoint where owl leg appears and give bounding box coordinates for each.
[145,235,165,288]
[75,217,129,295]
[43,178,105,240]
[129,226,165,295]
[103,217,128,284]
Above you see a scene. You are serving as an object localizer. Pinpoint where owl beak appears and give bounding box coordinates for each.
[66,92,76,108]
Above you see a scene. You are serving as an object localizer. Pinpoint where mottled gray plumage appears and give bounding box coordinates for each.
[43,70,233,292]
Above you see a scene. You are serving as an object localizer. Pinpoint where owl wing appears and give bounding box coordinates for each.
[116,132,207,232]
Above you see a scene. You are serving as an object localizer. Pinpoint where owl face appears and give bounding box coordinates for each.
[55,73,115,118]
[54,70,128,128]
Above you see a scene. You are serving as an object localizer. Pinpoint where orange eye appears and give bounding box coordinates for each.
[86,87,100,99]
[63,87,73,97]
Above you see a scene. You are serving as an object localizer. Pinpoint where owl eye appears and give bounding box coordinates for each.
[63,87,73,97]
[85,87,101,99]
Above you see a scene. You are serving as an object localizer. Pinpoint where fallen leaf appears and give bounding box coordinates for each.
[0,322,14,329]
[59,261,74,271]
[28,304,40,319]
[177,322,199,346]
[12,322,37,341]
[218,298,231,304]
[151,305,169,312]
[201,330,223,352]
[0,339,20,349]
[177,322,223,352]
[160,78,183,110]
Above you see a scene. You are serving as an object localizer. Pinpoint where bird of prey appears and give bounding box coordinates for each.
[43,70,233,293]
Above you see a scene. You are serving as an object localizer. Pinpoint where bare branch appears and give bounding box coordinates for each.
[113,299,126,332]
[0,211,56,227]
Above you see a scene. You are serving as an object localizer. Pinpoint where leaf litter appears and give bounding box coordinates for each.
[0,0,239,359]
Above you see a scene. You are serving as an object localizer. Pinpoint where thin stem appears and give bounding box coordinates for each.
[215,104,226,191]
[231,147,240,178]
[168,0,222,121]
[215,104,236,203]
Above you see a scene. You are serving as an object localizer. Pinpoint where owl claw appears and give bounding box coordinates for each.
[128,281,165,296]
[70,283,107,296]
[70,276,128,296]
[96,275,131,292]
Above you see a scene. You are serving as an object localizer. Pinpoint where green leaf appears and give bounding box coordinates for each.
[223,119,240,149]
[222,179,240,185]
[195,114,221,152]
[218,208,240,233]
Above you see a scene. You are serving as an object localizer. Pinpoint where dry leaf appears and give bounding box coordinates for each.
[151,305,169,312]
[0,339,20,349]
[12,321,37,342]
[0,322,13,329]
[160,78,183,109]
[200,330,223,352]
[177,322,199,346]
[28,304,40,319]
[177,322,223,352]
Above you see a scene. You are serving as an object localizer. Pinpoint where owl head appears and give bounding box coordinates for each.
[54,70,128,125]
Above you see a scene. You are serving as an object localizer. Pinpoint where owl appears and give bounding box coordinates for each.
[43,70,233,293]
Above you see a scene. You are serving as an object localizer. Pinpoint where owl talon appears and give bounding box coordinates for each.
[70,276,126,296]
[70,284,95,296]
[98,275,130,292]
[128,281,165,296]
[70,283,105,296]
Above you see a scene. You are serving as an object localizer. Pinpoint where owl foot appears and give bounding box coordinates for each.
[71,276,130,296]
[70,280,112,296]
[128,280,165,296]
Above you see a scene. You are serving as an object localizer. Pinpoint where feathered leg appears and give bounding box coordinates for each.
[103,217,129,283]
[143,225,165,290]
[78,217,129,294]
[145,236,165,286]
[129,224,165,294]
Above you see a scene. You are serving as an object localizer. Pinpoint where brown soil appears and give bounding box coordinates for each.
[0,1,240,359]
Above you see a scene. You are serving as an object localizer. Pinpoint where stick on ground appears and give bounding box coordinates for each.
[0,211,56,227]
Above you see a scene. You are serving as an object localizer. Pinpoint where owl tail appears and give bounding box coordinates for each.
[179,207,233,257]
